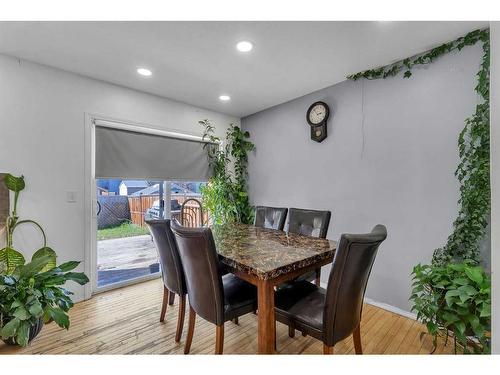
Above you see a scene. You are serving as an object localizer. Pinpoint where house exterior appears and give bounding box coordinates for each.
[130,182,200,197]
[119,180,150,196]
[97,179,122,195]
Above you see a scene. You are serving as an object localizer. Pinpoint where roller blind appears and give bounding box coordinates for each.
[95,124,215,181]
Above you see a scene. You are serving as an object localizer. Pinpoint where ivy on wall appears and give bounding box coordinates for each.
[348,29,490,265]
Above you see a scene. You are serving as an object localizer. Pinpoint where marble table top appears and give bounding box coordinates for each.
[212,223,336,280]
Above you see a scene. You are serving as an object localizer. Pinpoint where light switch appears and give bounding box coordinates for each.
[66,191,77,203]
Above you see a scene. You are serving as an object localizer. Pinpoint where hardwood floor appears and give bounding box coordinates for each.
[0,279,454,355]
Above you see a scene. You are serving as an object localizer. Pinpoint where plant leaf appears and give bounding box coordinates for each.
[47,307,70,329]
[57,261,80,272]
[480,303,491,317]
[0,317,20,339]
[16,255,53,279]
[64,272,90,285]
[3,174,25,192]
[28,301,44,318]
[444,289,460,305]
[13,306,30,320]
[0,246,26,274]
[16,320,30,347]
[465,266,483,285]
[32,247,57,272]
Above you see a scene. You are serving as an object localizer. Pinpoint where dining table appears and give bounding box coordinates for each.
[211,223,337,354]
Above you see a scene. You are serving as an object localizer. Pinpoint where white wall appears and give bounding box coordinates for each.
[242,43,484,313]
[490,22,499,354]
[0,54,239,301]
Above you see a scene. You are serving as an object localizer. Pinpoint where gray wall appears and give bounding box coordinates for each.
[242,43,483,312]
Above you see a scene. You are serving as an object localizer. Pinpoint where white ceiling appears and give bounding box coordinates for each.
[0,21,488,117]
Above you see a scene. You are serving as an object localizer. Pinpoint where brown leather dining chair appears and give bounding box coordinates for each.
[254,206,288,231]
[274,225,387,354]
[287,207,331,286]
[170,220,258,354]
[145,218,187,343]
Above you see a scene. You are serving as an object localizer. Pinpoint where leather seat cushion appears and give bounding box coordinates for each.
[292,270,316,283]
[223,274,257,320]
[275,281,325,331]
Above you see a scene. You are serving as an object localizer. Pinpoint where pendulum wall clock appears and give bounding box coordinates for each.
[306,101,330,143]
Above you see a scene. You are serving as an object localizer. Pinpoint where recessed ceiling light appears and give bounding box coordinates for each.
[219,95,231,101]
[137,68,152,76]
[236,41,253,52]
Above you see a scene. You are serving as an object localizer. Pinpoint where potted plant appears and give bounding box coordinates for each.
[410,261,491,354]
[199,120,255,225]
[0,174,89,346]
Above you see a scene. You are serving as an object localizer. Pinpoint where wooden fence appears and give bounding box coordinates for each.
[128,195,157,227]
[128,194,208,227]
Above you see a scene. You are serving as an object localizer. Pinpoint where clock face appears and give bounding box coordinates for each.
[307,103,328,125]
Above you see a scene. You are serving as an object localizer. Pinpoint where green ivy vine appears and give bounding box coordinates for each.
[200,120,255,225]
[348,28,490,266]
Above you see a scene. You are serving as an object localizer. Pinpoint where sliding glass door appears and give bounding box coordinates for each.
[95,179,162,289]
[95,179,206,290]
[92,119,213,292]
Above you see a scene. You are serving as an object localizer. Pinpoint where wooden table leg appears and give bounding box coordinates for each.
[257,279,275,354]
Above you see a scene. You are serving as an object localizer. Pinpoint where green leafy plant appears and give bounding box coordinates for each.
[1,174,56,273]
[200,120,255,225]
[0,256,89,346]
[0,174,89,346]
[410,262,491,354]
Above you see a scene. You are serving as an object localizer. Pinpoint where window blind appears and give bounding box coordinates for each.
[95,123,215,181]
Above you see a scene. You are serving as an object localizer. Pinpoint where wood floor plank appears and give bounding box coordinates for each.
[0,279,455,355]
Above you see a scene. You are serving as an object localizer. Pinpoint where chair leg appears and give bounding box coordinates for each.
[323,344,334,354]
[175,295,186,342]
[160,286,169,322]
[288,325,295,338]
[184,307,196,354]
[169,291,175,305]
[315,268,321,286]
[302,331,307,337]
[353,325,363,354]
[232,317,239,325]
[215,324,224,354]
[274,320,277,351]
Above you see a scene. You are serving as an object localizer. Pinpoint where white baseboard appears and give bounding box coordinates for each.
[363,297,417,320]
[319,282,416,321]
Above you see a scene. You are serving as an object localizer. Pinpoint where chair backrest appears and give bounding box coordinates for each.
[180,198,204,227]
[170,220,225,325]
[288,208,331,238]
[145,219,186,296]
[254,206,288,231]
[323,225,387,346]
